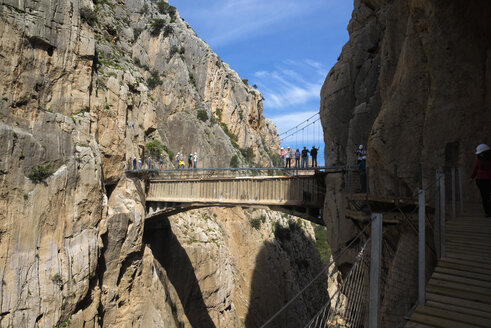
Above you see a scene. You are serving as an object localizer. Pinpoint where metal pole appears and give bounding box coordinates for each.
[418,189,426,305]
[439,172,446,258]
[434,170,441,259]
[394,165,399,200]
[451,167,456,220]
[369,213,382,328]
[458,167,464,213]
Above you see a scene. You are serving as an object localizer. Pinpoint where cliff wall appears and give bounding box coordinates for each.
[320,0,491,325]
[0,0,325,327]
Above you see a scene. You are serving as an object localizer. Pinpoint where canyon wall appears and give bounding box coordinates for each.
[0,0,326,327]
[320,0,491,326]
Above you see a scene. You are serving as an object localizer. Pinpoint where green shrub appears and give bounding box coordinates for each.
[273,222,291,242]
[250,218,261,230]
[28,164,53,183]
[156,1,177,20]
[197,110,208,122]
[146,140,164,159]
[230,155,239,168]
[162,145,174,161]
[133,27,143,41]
[169,45,179,57]
[139,3,149,15]
[80,7,97,26]
[314,225,331,266]
[150,19,166,36]
[242,79,248,85]
[163,25,173,37]
[146,70,162,90]
[220,122,238,148]
[240,147,254,162]
[215,108,222,121]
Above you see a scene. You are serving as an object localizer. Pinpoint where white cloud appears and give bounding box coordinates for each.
[254,60,324,109]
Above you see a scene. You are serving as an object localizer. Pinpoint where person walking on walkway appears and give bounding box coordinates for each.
[138,158,142,170]
[311,146,318,168]
[285,147,292,168]
[175,152,180,169]
[147,157,152,169]
[159,155,164,169]
[470,144,491,217]
[295,148,300,168]
[301,146,309,169]
[132,157,137,170]
[193,152,198,168]
[188,154,193,168]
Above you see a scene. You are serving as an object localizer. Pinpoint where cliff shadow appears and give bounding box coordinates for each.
[245,222,328,328]
[143,216,216,328]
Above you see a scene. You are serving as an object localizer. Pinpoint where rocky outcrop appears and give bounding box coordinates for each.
[0,0,325,327]
[320,0,491,326]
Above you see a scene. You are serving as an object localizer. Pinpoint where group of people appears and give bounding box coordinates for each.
[131,156,165,170]
[174,152,198,169]
[280,146,319,168]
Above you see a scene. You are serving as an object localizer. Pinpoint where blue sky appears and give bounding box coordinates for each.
[169,0,354,164]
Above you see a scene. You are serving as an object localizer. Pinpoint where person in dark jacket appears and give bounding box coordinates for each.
[470,144,491,217]
[310,146,319,167]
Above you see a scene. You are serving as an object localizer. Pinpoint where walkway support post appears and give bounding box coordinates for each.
[451,167,456,220]
[434,170,441,259]
[418,189,426,306]
[458,167,464,214]
[439,172,446,258]
[369,213,382,328]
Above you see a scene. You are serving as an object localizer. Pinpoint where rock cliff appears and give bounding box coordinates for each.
[0,0,325,327]
[320,0,491,326]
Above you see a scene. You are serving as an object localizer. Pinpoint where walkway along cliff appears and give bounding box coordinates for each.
[320,0,491,327]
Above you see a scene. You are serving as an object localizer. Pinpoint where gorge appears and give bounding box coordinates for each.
[1,0,491,327]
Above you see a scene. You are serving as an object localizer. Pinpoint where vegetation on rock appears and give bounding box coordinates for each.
[150,18,166,36]
[146,140,165,159]
[28,164,53,183]
[80,7,97,26]
[196,110,208,122]
[146,70,162,89]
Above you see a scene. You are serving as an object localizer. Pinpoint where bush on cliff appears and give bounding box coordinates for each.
[28,164,53,183]
[80,7,97,26]
[146,70,162,90]
[146,140,164,159]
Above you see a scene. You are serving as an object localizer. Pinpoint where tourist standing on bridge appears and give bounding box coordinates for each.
[159,155,164,169]
[285,147,292,168]
[311,146,319,168]
[301,147,310,169]
[138,158,142,170]
[133,157,137,170]
[359,155,367,193]
[279,147,285,167]
[188,154,193,168]
[175,152,180,169]
[295,148,300,168]
[147,157,152,169]
[178,152,185,169]
[356,145,366,163]
[470,144,491,217]
[193,152,198,168]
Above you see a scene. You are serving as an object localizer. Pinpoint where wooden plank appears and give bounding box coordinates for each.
[409,312,480,328]
[404,321,437,328]
[435,266,491,282]
[427,279,491,297]
[426,292,491,313]
[414,305,491,327]
[425,300,491,320]
[426,285,491,303]
[431,272,491,288]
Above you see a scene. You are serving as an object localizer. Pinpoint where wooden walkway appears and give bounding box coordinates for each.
[405,208,491,328]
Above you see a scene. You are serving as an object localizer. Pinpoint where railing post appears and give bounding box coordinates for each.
[458,167,464,214]
[451,167,456,220]
[418,189,426,305]
[369,213,382,328]
[434,170,441,259]
[439,172,446,258]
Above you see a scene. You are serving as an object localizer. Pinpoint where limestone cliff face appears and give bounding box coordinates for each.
[0,0,325,327]
[320,0,491,325]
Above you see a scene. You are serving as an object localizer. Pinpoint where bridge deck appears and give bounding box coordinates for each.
[405,207,491,328]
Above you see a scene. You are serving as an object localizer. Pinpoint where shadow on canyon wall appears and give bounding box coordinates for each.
[245,222,328,328]
[143,216,216,328]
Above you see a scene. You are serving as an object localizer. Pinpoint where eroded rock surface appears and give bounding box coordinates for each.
[0,0,326,327]
[320,0,491,326]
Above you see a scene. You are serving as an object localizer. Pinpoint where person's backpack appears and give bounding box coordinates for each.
[189,155,193,161]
